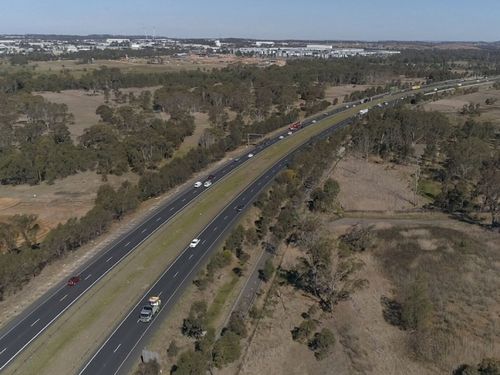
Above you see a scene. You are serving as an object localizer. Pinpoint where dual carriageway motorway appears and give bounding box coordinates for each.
[0,77,497,374]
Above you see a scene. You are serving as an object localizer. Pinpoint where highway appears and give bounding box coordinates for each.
[78,116,355,375]
[0,76,497,373]
[0,87,354,372]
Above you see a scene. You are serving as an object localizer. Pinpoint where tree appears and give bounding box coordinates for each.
[291,319,318,343]
[172,350,209,375]
[0,222,18,254]
[259,259,275,282]
[10,214,39,248]
[167,340,179,358]
[227,311,247,338]
[476,160,500,226]
[96,104,114,123]
[308,328,335,360]
[182,301,208,338]
[212,331,241,368]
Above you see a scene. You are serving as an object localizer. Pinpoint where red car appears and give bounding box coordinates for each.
[67,276,80,286]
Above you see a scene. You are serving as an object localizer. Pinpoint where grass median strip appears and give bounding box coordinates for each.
[4,103,372,375]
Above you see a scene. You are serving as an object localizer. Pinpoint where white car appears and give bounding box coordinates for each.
[312,120,317,123]
[247,153,254,158]
[287,131,293,135]
[189,238,200,248]
[203,180,212,187]
[194,181,202,188]
[279,135,284,139]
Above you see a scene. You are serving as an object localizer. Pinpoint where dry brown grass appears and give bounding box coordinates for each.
[373,224,500,371]
[332,155,424,211]
[424,86,500,125]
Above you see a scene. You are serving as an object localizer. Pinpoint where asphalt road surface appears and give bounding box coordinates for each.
[0,76,496,373]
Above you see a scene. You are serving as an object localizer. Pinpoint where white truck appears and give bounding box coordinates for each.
[139,296,161,322]
[358,108,369,116]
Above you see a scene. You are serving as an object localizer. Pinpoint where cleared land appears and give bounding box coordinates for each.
[333,156,423,211]
[424,85,500,125]
[0,171,138,239]
[1,54,272,77]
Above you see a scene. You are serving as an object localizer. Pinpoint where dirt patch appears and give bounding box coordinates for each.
[333,155,423,211]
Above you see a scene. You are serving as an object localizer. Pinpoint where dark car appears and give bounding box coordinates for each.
[235,204,244,212]
[67,276,80,286]
[207,174,215,181]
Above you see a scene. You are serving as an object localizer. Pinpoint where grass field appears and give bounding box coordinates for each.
[0,54,262,78]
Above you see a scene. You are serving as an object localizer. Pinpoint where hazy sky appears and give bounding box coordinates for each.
[1,0,499,41]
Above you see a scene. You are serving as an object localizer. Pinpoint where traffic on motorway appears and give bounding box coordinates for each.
[0,76,497,373]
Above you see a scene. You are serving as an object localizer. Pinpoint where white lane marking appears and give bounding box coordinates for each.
[169,207,175,211]
[0,348,6,355]
[223,215,228,220]
[201,239,207,245]
[113,344,121,353]
[182,198,186,202]
[173,272,179,278]
[250,189,254,193]
[213,227,218,232]
[125,242,131,247]
[189,254,194,260]
[141,228,147,234]
[156,217,161,222]
[30,319,40,327]
[106,257,113,263]
[59,294,68,302]
[84,274,92,281]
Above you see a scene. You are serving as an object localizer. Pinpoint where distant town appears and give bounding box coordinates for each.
[0,35,401,59]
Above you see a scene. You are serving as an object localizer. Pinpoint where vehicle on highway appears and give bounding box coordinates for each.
[312,119,317,123]
[189,238,201,248]
[233,158,240,162]
[139,296,161,323]
[287,131,293,135]
[235,204,245,212]
[67,276,80,286]
[247,153,254,158]
[194,181,202,188]
[207,174,215,181]
[279,135,284,139]
[203,180,212,187]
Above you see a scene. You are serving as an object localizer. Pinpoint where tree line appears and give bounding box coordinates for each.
[351,106,499,225]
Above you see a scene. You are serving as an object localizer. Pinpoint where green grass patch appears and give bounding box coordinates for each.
[419,179,441,200]
[207,276,239,325]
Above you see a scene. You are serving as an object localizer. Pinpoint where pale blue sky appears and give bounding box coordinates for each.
[0,0,498,41]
